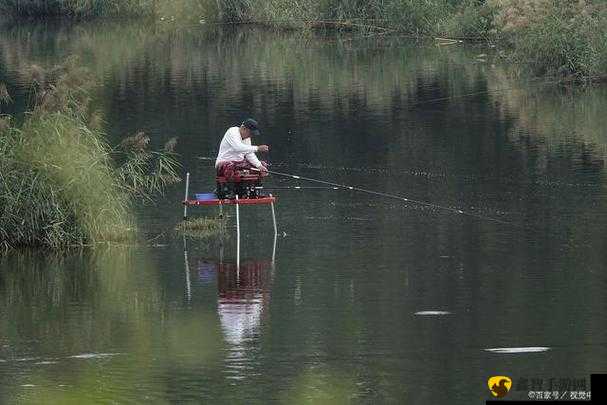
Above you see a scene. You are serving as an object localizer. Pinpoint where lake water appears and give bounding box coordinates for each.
[1,20,606,404]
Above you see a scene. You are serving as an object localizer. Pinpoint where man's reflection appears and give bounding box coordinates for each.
[215,260,272,347]
[183,235,275,351]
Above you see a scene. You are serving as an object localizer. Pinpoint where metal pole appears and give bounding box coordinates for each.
[235,195,240,270]
[183,172,190,220]
[270,193,277,237]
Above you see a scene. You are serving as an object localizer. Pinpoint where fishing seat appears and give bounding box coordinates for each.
[215,169,268,200]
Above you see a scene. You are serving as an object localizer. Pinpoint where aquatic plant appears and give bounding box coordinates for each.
[175,217,227,240]
[0,59,180,250]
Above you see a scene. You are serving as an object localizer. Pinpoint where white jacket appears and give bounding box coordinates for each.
[214,126,262,168]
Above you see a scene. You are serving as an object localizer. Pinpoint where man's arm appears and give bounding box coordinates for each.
[245,152,263,169]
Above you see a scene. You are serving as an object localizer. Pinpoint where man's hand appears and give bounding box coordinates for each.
[257,145,269,152]
[258,165,268,173]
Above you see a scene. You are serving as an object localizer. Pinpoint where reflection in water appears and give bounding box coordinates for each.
[183,236,275,380]
[414,310,452,316]
[217,260,272,348]
[485,347,551,354]
[216,258,273,381]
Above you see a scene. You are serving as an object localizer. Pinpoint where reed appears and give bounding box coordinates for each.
[0,59,180,250]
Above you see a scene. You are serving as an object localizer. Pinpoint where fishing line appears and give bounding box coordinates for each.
[252,168,514,226]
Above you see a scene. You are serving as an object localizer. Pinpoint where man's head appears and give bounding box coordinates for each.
[240,118,260,139]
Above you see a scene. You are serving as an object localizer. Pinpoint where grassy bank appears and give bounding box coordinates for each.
[2,1,607,79]
[0,59,179,250]
[210,0,607,80]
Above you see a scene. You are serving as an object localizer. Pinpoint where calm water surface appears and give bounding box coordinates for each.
[1,20,607,404]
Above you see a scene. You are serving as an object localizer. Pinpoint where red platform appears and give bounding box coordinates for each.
[184,196,277,206]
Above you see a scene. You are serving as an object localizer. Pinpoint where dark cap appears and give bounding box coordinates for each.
[242,118,260,136]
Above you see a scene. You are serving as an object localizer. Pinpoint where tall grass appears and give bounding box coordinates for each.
[0,59,180,250]
[210,0,485,34]
[495,0,607,79]
[1,114,132,248]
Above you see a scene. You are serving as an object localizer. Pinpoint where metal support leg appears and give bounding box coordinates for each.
[183,172,190,220]
[270,194,277,237]
[235,195,240,270]
[219,202,225,237]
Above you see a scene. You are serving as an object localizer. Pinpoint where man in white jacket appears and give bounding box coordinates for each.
[215,118,269,178]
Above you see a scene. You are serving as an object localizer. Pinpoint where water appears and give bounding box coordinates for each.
[1,20,607,403]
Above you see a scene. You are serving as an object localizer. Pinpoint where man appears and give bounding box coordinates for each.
[215,118,269,178]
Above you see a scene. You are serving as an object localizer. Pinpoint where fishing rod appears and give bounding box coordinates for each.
[251,168,514,226]
[255,186,340,190]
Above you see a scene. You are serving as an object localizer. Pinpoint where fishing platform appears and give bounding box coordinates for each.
[182,171,278,267]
